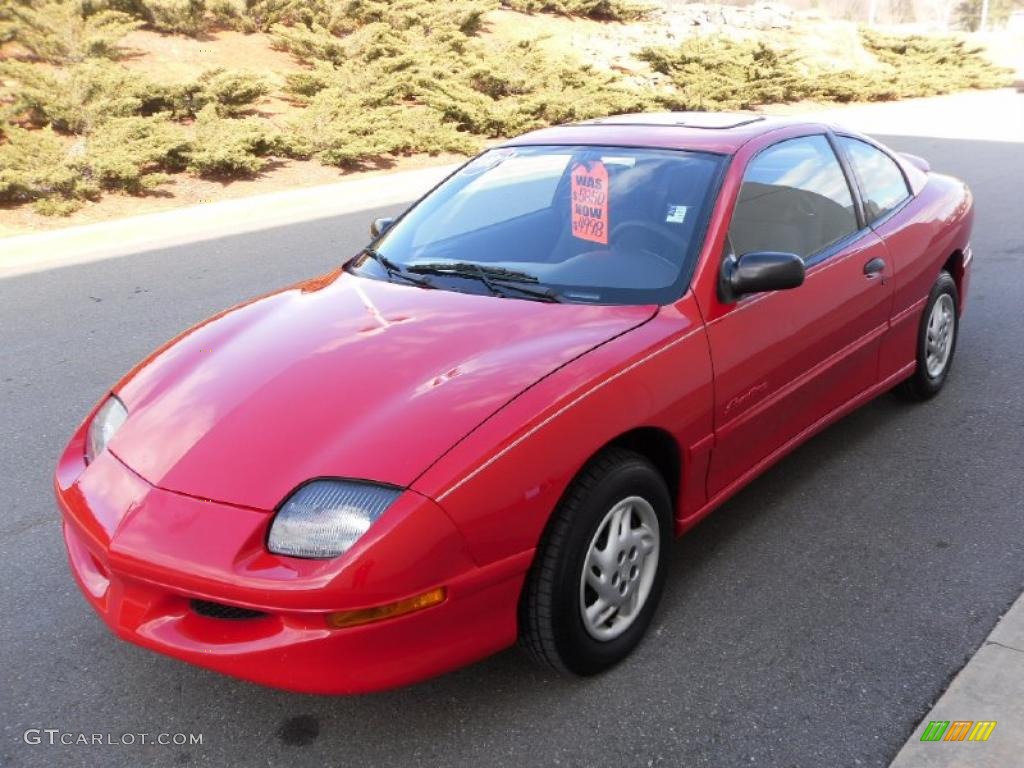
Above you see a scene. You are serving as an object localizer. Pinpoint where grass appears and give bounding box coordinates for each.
[0,0,1013,215]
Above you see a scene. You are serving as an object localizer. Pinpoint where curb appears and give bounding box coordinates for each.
[889,590,1024,767]
[0,163,458,280]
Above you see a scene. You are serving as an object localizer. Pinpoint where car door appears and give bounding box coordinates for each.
[704,133,894,498]
[834,135,920,382]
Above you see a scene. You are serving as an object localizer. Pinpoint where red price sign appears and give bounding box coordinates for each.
[571,161,609,245]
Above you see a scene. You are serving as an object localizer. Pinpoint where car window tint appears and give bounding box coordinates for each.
[838,137,910,223]
[729,135,858,261]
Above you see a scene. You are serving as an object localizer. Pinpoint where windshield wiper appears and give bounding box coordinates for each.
[486,279,562,303]
[406,262,561,303]
[407,262,539,283]
[360,249,435,290]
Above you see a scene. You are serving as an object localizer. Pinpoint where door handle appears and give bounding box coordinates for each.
[863,257,886,279]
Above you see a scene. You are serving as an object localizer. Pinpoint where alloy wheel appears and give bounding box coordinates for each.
[579,496,660,641]
[925,293,955,378]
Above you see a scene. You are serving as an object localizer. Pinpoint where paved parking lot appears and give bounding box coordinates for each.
[1,127,1022,767]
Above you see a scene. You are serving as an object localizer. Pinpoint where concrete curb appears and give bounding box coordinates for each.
[0,163,457,280]
[889,591,1024,767]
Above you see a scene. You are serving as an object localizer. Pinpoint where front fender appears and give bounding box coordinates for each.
[412,295,714,566]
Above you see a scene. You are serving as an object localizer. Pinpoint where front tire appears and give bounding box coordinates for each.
[896,271,959,401]
[519,448,672,676]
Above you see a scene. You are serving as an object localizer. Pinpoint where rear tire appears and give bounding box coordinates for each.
[519,447,672,676]
[896,271,959,401]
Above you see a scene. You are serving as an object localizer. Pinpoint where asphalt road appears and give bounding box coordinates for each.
[2,133,1022,768]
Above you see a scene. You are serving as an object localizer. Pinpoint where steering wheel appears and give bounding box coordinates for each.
[609,220,680,268]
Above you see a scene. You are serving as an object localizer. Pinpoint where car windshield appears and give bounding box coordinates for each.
[348,145,726,305]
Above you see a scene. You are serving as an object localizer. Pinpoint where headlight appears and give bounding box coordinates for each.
[267,480,401,559]
[85,396,128,464]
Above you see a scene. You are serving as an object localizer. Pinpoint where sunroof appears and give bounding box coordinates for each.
[579,112,765,129]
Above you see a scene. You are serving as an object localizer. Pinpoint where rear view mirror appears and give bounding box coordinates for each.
[719,251,805,303]
[370,217,395,238]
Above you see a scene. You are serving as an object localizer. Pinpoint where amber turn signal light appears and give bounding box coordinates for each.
[325,587,447,629]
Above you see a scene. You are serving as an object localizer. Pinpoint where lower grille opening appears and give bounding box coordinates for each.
[190,599,267,621]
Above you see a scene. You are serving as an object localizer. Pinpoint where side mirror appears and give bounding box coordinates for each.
[370,217,395,238]
[719,251,805,303]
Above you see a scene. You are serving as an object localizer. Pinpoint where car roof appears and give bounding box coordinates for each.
[502,112,821,155]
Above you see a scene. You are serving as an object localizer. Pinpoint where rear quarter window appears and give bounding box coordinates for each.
[838,136,911,224]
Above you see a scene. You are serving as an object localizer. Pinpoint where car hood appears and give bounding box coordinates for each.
[110,270,655,511]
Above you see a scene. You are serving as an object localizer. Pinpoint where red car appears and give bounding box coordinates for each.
[56,113,973,694]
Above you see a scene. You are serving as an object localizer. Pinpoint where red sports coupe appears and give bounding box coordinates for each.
[56,113,973,693]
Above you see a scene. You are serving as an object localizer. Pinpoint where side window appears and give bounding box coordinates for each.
[838,136,910,223]
[729,135,858,262]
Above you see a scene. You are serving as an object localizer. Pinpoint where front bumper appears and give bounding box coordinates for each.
[55,422,526,694]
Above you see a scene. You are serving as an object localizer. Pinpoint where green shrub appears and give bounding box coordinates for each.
[83,0,150,16]
[427,39,657,135]
[33,197,89,216]
[271,18,421,68]
[639,31,1012,110]
[243,0,493,34]
[132,68,269,119]
[860,30,1012,96]
[196,68,270,116]
[0,115,190,213]
[500,0,651,21]
[283,86,481,168]
[0,60,271,133]
[283,65,334,99]
[0,1,25,45]
[342,0,494,34]
[236,0,343,33]
[85,114,190,192]
[273,7,657,147]
[207,0,243,25]
[271,21,357,65]
[0,125,98,214]
[0,112,193,214]
[81,0,210,36]
[639,37,808,110]
[5,1,142,63]
[143,0,208,35]
[0,60,156,132]
[187,104,278,176]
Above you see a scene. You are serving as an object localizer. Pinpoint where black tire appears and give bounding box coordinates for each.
[896,271,959,401]
[519,447,672,676]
